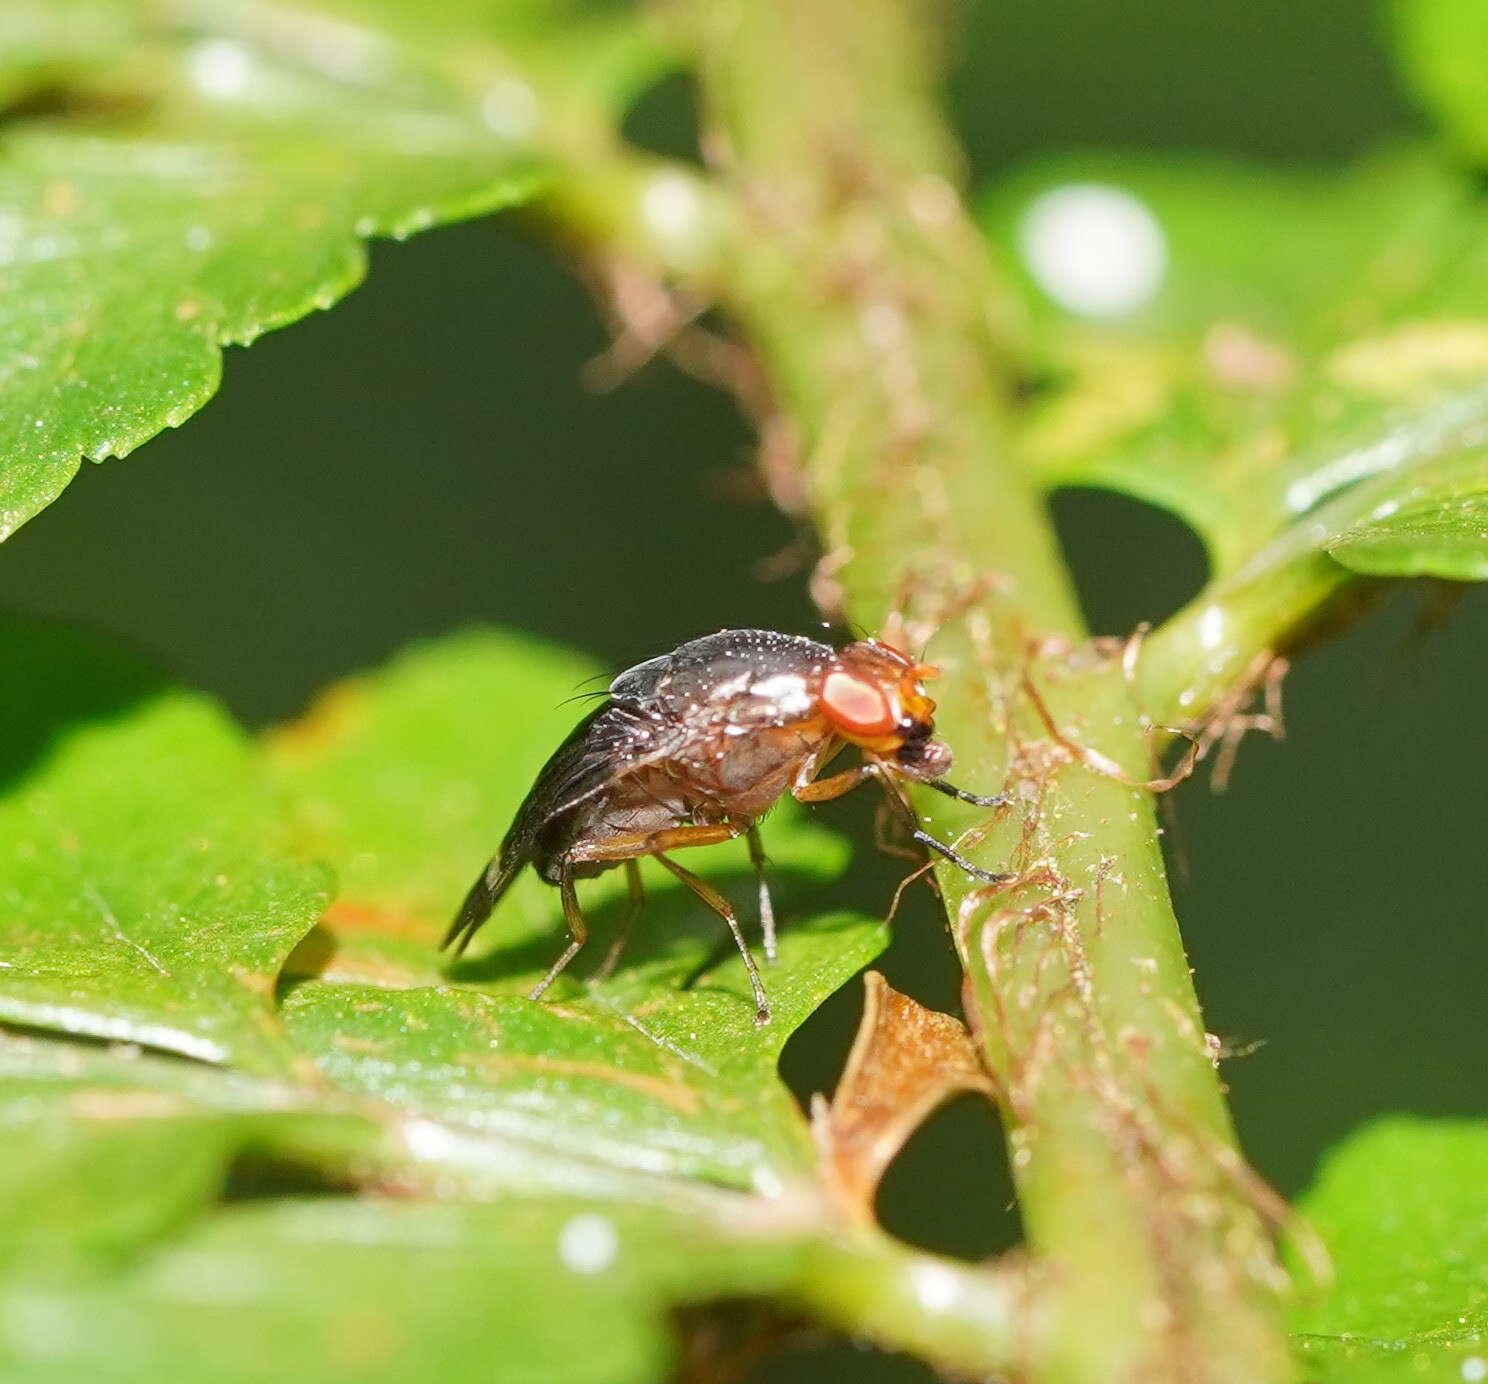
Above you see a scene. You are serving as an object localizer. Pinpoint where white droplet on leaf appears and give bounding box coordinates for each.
[188,39,253,99]
[482,78,539,140]
[558,1213,619,1274]
[1018,183,1166,318]
[401,1118,454,1161]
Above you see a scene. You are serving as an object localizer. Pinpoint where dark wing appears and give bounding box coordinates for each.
[441,701,681,957]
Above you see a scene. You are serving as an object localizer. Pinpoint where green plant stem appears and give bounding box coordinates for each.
[676,1,1292,1378]
[795,1231,1032,1375]
[1139,551,1346,737]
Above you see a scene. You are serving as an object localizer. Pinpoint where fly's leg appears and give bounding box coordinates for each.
[529,862,588,1002]
[910,780,1010,880]
[655,853,770,1026]
[746,825,777,963]
[879,765,1012,887]
[591,859,644,984]
[560,823,746,990]
[925,779,1008,808]
[910,827,1011,884]
[872,795,923,865]
[791,761,881,804]
[571,822,742,863]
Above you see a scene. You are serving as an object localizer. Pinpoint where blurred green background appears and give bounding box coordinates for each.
[2,0,1484,1374]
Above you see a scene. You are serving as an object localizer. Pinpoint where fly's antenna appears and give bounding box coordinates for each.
[556,672,612,710]
[556,688,611,709]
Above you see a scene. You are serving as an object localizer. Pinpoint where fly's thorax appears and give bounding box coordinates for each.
[644,636,835,747]
[610,629,833,722]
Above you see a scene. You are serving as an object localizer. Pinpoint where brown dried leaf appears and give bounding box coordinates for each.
[811,972,996,1224]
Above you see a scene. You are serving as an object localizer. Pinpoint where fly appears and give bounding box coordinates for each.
[443,628,1007,1024]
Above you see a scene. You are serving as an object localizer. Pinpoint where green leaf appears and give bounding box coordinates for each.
[0,4,544,541]
[265,628,603,976]
[0,1097,229,1280]
[300,0,676,118]
[0,2,136,105]
[282,911,881,1191]
[0,1194,805,1384]
[1392,0,1488,164]
[0,621,328,1073]
[0,1036,819,1384]
[0,1027,752,1222]
[1326,451,1488,580]
[0,1031,379,1283]
[984,152,1488,578]
[1291,1118,1488,1381]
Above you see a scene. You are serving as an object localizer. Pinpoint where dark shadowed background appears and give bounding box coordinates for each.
[3,2,1483,1377]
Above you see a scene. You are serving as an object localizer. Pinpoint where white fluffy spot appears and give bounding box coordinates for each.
[749,672,814,719]
[188,39,253,99]
[482,79,539,140]
[1462,1358,1487,1383]
[558,1213,619,1275]
[1018,183,1166,318]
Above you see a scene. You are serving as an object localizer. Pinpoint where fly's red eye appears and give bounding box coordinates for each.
[820,670,895,737]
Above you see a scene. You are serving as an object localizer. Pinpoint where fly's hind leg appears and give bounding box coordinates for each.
[655,853,770,1026]
[746,825,777,963]
[529,861,588,1002]
[553,823,772,1020]
[591,859,645,984]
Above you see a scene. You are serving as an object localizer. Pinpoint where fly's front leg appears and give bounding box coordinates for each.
[925,779,1009,809]
[791,759,882,804]
[910,827,1011,885]
[879,766,1012,887]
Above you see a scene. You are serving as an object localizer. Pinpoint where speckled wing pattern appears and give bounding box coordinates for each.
[442,694,677,956]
